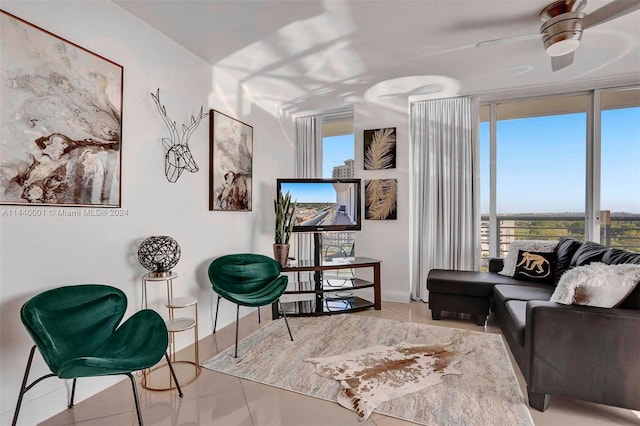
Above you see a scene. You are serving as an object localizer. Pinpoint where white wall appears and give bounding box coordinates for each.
[354,102,411,302]
[0,1,295,424]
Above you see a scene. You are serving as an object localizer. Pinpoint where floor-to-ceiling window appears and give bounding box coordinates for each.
[479,119,491,267]
[320,114,354,258]
[480,87,640,268]
[599,88,640,250]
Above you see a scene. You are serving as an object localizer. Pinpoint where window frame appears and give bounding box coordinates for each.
[479,84,640,259]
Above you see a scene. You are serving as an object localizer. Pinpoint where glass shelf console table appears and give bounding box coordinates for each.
[273,256,381,317]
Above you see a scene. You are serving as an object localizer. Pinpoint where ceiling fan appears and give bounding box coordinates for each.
[475,0,640,71]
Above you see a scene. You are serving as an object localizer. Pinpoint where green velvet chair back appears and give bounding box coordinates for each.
[208,254,282,295]
[14,284,181,426]
[207,253,293,358]
[20,284,127,375]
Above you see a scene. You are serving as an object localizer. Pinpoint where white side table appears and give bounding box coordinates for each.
[141,272,200,390]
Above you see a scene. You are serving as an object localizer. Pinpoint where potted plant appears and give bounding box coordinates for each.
[274,189,296,267]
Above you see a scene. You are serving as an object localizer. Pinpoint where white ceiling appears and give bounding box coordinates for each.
[114,0,640,115]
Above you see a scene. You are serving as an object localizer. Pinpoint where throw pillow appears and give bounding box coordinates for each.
[499,240,558,277]
[569,241,610,267]
[550,262,640,308]
[602,247,640,265]
[513,250,555,283]
[552,237,583,284]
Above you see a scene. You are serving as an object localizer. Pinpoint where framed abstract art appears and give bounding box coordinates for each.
[0,10,123,207]
[209,110,253,211]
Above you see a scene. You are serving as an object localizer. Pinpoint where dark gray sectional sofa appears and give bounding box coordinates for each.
[426,237,640,412]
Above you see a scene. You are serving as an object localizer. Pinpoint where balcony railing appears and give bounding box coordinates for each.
[322,232,355,258]
[480,213,640,270]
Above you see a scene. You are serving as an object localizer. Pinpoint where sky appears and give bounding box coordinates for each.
[280,134,355,203]
[280,181,336,203]
[480,107,640,214]
[323,135,354,178]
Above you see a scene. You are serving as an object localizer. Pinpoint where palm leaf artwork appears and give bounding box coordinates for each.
[364,127,396,170]
[365,179,397,220]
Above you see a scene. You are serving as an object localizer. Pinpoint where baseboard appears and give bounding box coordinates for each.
[382,291,411,303]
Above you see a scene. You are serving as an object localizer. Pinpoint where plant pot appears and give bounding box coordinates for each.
[273,244,290,268]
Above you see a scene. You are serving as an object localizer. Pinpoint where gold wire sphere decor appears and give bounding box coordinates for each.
[137,236,181,277]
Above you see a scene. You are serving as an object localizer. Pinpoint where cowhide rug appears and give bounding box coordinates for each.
[306,342,469,422]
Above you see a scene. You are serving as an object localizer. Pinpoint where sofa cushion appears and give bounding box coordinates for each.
[504,300,527,347]
[499,240,558,277]
[570,241,609,267]
[513,250,555,284]
[426,270,494,297]
[550,263,640,308]
[489,258,504,273]
[619,285,640,309]
[553,237,583,283]
[494,284,555,304]
[602,248,640,265]
[427,269,530,297]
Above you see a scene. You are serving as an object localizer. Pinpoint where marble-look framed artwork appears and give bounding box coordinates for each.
[0,10,123,207]
[209,110,253,211]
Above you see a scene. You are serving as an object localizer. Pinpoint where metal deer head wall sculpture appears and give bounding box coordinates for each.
[151,88,207,183]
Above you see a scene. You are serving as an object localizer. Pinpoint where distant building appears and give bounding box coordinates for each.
[480,218,516,259]
[500,220,516,255]
[332,159,354,178]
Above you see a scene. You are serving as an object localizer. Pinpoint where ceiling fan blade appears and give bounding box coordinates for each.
[582,0,640,29]
[551,52,575,71]
[475,33,542,47]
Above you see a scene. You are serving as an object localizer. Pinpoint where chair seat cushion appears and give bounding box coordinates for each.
[209,253,284,296]
[504,300,527,347]
[56,309,168,378]
[214,275,288,307]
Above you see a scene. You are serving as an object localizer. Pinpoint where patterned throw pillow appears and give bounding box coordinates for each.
[499,240,558,277]
[513,250,555,284]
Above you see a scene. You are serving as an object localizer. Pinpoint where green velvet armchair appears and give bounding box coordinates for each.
[208,253,293,357]
[13,284,183,426]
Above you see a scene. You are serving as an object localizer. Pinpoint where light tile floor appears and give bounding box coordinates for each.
[40,301,640,426]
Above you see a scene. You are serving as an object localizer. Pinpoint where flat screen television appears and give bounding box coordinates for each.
[277,178,361,232]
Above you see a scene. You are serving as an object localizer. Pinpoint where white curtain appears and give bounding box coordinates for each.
[295,116,321,178]
[294,116,322,262]
[410,97,480,302]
